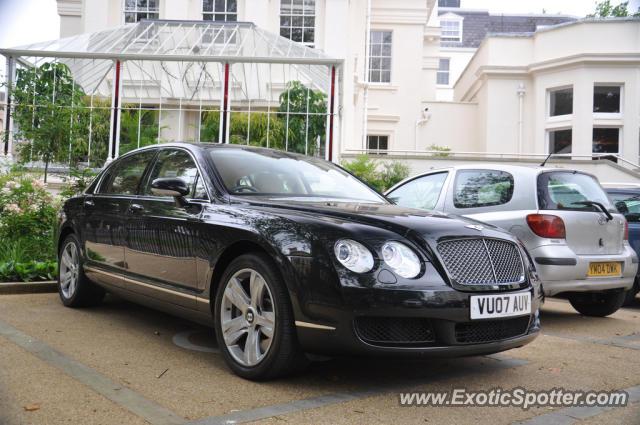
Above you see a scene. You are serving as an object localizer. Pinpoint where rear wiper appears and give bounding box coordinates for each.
[573,201,613,221]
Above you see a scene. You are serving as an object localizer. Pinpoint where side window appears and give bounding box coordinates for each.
[453,170,514,209]
[144,150,207,200]
[99,150,156,195]
[387,172,448,211]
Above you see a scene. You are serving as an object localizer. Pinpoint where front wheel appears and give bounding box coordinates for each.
[214,253,307,380]
[58,234,105,307]
[568,291,626,317]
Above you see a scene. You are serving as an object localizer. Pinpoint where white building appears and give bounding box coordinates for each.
[435,0,575,101]
[444,18,640,167]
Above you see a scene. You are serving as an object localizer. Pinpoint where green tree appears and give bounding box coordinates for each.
[118,105,160,155]
[8,62,87,182]
[587,0,640,17]
[278,81,327,155]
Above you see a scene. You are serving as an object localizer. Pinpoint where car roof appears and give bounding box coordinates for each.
[385,163,597,194]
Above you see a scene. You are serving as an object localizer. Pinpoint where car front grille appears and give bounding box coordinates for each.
[455,317,531,344]
[354,317,435,346]
[437,238,524,285]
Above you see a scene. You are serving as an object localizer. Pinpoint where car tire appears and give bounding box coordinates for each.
[214,253,307,380]
[58,234,105,307]
[622,278,639,306]
[568,291,626,317]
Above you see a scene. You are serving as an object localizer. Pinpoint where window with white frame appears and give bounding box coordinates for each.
[440,18,462,42]
[203,0,237,22]
[369,31,392,83]
[124,0,159,23]
[593,85,621,113]
[549,87,573,117]
[367,135,388,154]
[280,0,315,47]
[593,128,620,160]
[548,128,572,155]
[437,58,450,85]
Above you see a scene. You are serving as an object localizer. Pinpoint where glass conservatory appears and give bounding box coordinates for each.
[0,20,341,167]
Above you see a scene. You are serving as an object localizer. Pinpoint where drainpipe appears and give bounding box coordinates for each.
[361,0,371,151]
[517,83,526,156]
[414,107,431,151]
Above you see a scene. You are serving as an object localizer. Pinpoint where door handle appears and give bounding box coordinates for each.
[84,199,95,207]
[128,203,144,214]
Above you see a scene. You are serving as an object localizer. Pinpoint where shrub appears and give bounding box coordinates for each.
[342,155,410,193]
[0,170,61,265]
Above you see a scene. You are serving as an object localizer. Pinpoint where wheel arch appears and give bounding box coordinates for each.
[208,239,298,313]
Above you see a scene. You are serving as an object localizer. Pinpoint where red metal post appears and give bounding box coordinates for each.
[222,63,230,143]
[328,66,336,162]
[3,57,14,156]
[109,60,122,160]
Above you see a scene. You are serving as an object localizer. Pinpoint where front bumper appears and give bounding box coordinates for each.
[294,284,541,357]
[530,243,637,296]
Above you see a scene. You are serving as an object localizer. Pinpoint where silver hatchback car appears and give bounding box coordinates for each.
[386,164,637,317]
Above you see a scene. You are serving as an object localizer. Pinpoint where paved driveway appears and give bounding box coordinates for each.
[0,293,638,425]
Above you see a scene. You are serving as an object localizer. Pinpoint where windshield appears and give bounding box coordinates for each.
[208,147,387,203]
[537,172,614,212]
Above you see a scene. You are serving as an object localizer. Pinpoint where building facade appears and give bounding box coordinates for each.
[436,0,575,101]
[450,19,640,165]
[56,0,442,157]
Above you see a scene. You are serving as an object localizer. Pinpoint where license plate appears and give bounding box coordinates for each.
[470,292,531,320]
[588,262,621,277]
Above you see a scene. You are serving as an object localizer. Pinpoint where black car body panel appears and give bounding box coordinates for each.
[57,143,541,357]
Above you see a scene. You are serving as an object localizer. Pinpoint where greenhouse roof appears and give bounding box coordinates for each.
[0,20,342,66]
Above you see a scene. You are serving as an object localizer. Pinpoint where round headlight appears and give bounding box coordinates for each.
[334,239,374,273]
[381,241,421,278]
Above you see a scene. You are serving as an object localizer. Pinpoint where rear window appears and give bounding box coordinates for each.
[537,172,613,212]
[453,170,514,209]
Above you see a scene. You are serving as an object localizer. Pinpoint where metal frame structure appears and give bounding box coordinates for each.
[0,20,342,166]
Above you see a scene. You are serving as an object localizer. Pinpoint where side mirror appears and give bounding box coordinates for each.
[151,177,190,198]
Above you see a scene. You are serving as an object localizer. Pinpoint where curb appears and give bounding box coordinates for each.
[0,281,58,295]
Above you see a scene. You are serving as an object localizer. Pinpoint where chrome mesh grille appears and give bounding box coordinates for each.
[437,238,524,285]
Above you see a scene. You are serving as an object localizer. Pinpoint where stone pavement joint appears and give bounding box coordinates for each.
[0,318,188,425]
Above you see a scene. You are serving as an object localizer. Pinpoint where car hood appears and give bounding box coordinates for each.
[236,196,517,245]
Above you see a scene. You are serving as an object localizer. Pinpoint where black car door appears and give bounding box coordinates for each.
[124,148,209,308]
[82,149,157,289]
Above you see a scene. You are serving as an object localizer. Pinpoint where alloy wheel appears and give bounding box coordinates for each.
[59,241,80,299]
[220,268,275,367]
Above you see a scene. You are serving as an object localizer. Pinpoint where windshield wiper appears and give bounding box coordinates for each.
[574,201,613,221]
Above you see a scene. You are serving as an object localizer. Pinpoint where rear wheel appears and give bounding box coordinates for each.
[622,278,639,306]
[568,291,626,317]
[214,253,307,380]
[58,234,105,307]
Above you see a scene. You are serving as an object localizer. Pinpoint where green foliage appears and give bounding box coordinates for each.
[0,170,60,264]
[60,167,99,199]
[426,143,452,157]
[587,0,640,17]
[118,106,161,154]
[278,81,328,155]
[0,261,58,283]
[8,62,88,182]
[342,155,410,192]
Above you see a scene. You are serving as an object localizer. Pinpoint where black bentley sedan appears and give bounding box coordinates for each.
[57,143,541,380]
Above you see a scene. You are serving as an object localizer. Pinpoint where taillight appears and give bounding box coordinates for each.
[624,220,629,240]
[526,214,566,239]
